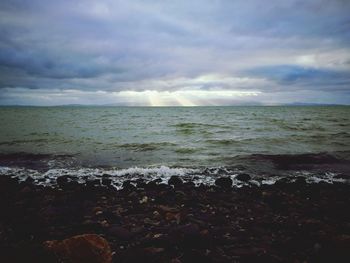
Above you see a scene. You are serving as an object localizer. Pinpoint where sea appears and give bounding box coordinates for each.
[0,106,349,187]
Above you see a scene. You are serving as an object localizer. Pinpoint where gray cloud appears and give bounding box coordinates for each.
[0,0,350,104]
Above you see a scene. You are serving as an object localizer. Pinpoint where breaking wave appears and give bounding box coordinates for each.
[0,164,348,190]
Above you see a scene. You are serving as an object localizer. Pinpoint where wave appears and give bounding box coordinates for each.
[0,139,51,146]
[0,153,77,171]
[173,122,230,129]
[204,139,240,145]
[117,142,177,151]
[174,147,198,154]
[0,164,347,189]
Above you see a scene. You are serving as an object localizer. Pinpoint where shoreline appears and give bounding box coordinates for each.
[0,175,349,262]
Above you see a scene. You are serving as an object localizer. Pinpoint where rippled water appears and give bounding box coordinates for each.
[0,106,349,182]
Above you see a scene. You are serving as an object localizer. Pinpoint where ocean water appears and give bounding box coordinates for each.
[0,106,349,186]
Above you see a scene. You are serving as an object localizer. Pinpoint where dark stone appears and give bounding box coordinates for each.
[56,175,72,187]
[215,177,233,188]
[86,179,101,187]
[25,176,34,184]
[334,174,348,179]
[182,249,212,263]
[177,223,200,236]
[168,176,183,187]
[19,186,33,196]
[294,176,307,187]
[108,226,133,240]
[102,178,112,186]
[122,180,135,190]
[235,173,251,182]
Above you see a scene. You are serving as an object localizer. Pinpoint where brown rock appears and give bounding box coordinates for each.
[43,234,112,263]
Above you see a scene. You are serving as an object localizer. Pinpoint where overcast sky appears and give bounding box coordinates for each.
[0,0,350,106]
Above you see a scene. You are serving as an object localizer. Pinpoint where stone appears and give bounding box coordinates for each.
[101,178,112,186]
[86,179,101,187]
[235,173,251,182]
[108,226,133,240]
[177,223,200,236]
[56,175,71,187]
[122,180,135,190]
[43,234,112,263]
[215,177,233,188]
[25,176,35,184]
[168,176,183,187]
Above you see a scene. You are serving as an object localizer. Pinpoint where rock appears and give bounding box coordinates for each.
[19,186,33,196]
[122,247,164,262]
[334,174,349,179]
[43,234,112,263]
[177,223,200,236]
[86,179,101,187]
[25,176,34,184]
[158,205,180,213]
[168,176,183,187]
[108,226,133,240]
[165,212,182,224]
[143,247,165,254]
[294,176,306,186]
[144,218,160,226]
[56,175,71,187]
[215,177,233,188]
[102,178,112,186]
[122,180,135,190]
[139,196,148,204]
[145,179,162,190]
[235,173,251,182]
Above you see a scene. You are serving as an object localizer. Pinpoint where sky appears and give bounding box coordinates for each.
[0,0,350,106]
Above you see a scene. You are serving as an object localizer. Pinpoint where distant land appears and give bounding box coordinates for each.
[0,103,348,107]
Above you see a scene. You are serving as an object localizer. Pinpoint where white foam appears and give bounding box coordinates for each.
[0,165,348,188]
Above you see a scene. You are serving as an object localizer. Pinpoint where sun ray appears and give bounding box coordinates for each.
[147,91,165,106]
[174,95,197,106]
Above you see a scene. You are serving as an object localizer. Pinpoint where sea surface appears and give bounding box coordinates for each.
[0,106,349,187]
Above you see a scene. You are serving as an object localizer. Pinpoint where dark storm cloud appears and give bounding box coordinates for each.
[0,0,350,104]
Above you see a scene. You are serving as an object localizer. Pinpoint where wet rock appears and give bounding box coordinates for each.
[235,173,251,182]
[86,179,101,187]
[43,234,112,263]
[108,226,133,240]
[19,186,33,196]
[136,179,147,188]
[215,177,232,188]
[145,179,162,190]
[181,249,212,263]
[1,172,350,263]
[102,178,112,186]
[139,196,148,204]
[168,176,183,187]
[123,180,135,190]
[274,178,290,187]
[25,176,35,184]
[334,174,349,179]
[144,218,161,226]
[177,223,200,236]
[122,247,164,263]
[143,247,165,254]
[56,175,72,187]
[294,176,307,186]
